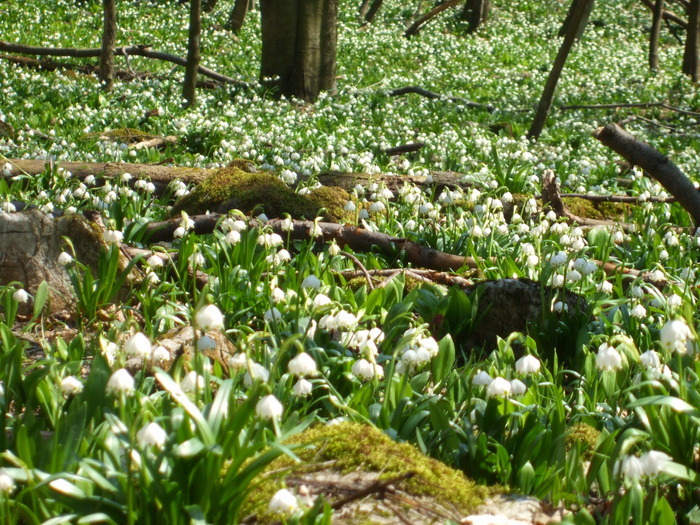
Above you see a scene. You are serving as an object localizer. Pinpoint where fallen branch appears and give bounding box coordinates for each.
[559,192,676,204]
[388,85,494,112]
[0,40,252,87]
[560,101,700,117]
[339,251,375,290]
[336,268,474,288]
[592,123,700,226]
[640,0,687,27]
[384,142,425,156]
[404,0,461,38]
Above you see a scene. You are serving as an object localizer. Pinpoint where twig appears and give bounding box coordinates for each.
[560,101,700,117]
[340,250,375,290]
[404,0,460,37]
[384,143,425,156]
[331,472,415,510]
[388,85,494,112]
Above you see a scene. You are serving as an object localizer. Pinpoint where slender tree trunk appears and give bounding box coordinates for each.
[683,0,700,80]
[461,0,491,33]
[100,0,117,91]
[650,0,664,69]
[183,0,202,107]
[260,0,337,102]
[225,0,249,32]
[558,0,594,39]
[528,0,595,140]
[202,0,217,12]
[359,0,372,18]
[364,0,383,23]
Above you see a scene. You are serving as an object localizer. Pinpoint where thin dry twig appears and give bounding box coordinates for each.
[340,250,375,290]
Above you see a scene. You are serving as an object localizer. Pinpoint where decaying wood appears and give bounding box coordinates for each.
[336,268,473,289]
[384,142,425,156]
[560,101,700,116]
[129,135,178,150]
[404,0,460,38]
[387,85,495,112]
[339,251,375,290]
[0,40,252,88]
[559,193,676,204]
[592,122,700,226]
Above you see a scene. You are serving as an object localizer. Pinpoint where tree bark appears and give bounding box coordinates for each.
[461,0,491,33]
[260,0,337,102]
[183,0,202,107]
[683,0,700,80]
[528,0,595,140]
[558,0,594,39]
[592,122,700,226]
[364,0,384,23]
[225,0,249,32]
[100,0,117,91]
[650,0,665,69]
[358,0,372,17]
[404,0,461,38]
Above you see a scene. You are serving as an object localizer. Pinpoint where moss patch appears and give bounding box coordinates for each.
[243,422,489,523]
[565,423,601,461]
[562,197,629,221]
[169,166,352,221]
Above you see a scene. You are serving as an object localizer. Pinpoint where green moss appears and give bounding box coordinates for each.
[169,166,352,221]
[242,422,489,523]
[565,423,601,461]
[562,197,629,221]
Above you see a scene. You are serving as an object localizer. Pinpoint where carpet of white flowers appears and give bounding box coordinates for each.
[1,0,700,523]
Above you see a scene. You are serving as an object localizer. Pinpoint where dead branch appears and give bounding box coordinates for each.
[0,40,252,88]
[387,85,495,112]
[129,136,178,150]
[592,122,700,226]
[339,251,375,290]
[640,0,688,27]
[331,472,415,510]
[559,193,676,203]
[560,101,700,117]
[336,268,473,288]
[384,143,425,156]
[404,0,461,38]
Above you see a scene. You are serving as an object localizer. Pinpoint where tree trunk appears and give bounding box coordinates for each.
[461,0,491,33]
[225,0,249,32]
[260,0,337,102]
[528,0,595,140]
[202,0,217,12]
[558,0,594,39]
[650,0,664,70]
[100,0,117,91]
[359,0,372,17]
[183,0,202,107]
[364,0,384,23]
[683,0,700,80]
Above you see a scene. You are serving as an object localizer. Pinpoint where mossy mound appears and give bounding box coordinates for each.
[562,197,629,221]
[243,422,489,523]
[169,166,351,221]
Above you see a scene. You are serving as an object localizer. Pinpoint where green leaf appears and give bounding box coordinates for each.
[32,280,48,319]
[77,514,118,524]
[627,395,700,417]
[663,461,700,483]
[649,497,675,525]
[174,438,205,458]
[431,334,455,384]
[517,461,535,494]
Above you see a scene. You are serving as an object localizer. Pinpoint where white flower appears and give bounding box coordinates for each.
[640,450,672,477]
[188,252,205,267]
[301,275,322,289]
[106,369,135,396]
[224,230,241,244]
[181,371,205,393]
[597,281,613,293]
[566,269,582,283]
[195,304,224,331]
[136,422,167,449]
[12,288,29,303]
[552,300,568,313]
[631,304,647,319]
[660,319,694,354]
[280,217,294,231]
[667,294,682,308]
[196,335,217,351]
[486,377,512,397]
[549,251,568,268]
[227,353,248,371]
[0,470,15,493]
[595,343,622,371]
[173,226,186,238]
[639,350,661,369]
[288,352,317,377]
[473,370,492,386]
[124,332,152,359]
[101,340,119,366]
[351,359,383,381]
[268,488,298,516]
[58,252,73,265]
[515,355,540,375]
[256,395,283,420]
[61,376,83,396]
[104,230,123,244]
[312,294,331,310]
[146,254,164,268]
[264,307,283,322]
[510,378,527,396]
[153,345,170,363]
[2,163,12,176]
[328,243,341,256]
[243,362,270,386]
[344,200,356,212]
[292,378,313,396]
[616,455,644,480]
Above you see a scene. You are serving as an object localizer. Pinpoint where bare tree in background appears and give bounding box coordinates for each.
[649,0,664,70]
[683,0,700,80]
[100,0,116,91]
[225,0,249,32]
[183,0,202,107]
[461,0,490,33]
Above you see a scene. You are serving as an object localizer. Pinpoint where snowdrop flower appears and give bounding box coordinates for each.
[312,293,331,310]
[551,274,565,288]
[369,201,386,214]
[268,488,299,515]
[181,371,205,393]
[58,252,73,265]
[639,350,661,369]
[486,377,512,397]
[597,281,613,293]
[195,304,224,331]
[104,230,123,244]
[472,370,492,386]
[280,216,294,231]
[351,359,383,381]
[153,345,170,363]
[510,378,527,396]
[224,230,241,245]
[549,251,568,268]
[616,455,644,480]
[292,378,313,396]
[640,450,672,477]
[264,307,282,322]
[256,395,283,420]
[101,340,119,366]
[146,254,164,268]
[288,352,317,377]
[124,332,152,359]
[566,269,582,283]
[344,200,356,212]
[631,304,647,319]
[2,163,12,176]
[136,422,167,449]
[667,294,682,309]
[243,363,270,386]
[61,376,83,396]
[660,319,694,354]
[12,288,29,303]
[173,226,186,238]
[188,252,205,267]
[552,300,568,313]
[595,343,622,371]
[106,369,135,396]
[302,275,321,289]
[328,242,341,256]
[227,353,248,371]
[0,470,15,493]
[515,355,541,375]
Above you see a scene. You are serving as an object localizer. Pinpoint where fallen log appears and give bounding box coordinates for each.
[404,0,461,38]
